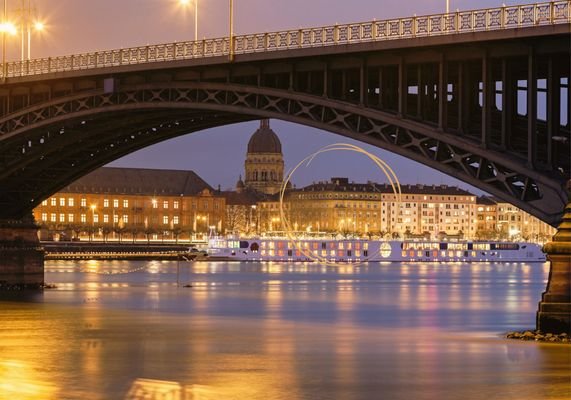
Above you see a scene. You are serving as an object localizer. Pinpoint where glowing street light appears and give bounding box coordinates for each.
[27,19,44,60]
[90,204,97,241]
[1,0,16,81]
[178,0,198,41]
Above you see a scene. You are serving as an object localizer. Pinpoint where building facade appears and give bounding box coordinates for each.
[284,179,478,239]
[34,167,226,242]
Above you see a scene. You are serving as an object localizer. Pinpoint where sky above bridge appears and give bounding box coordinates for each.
[15,0,537,192]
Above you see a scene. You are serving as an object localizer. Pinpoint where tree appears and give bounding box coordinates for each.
[172,227,183,244]
[101,227,112,243]
[144,227,155,244]
[115,225,127,243]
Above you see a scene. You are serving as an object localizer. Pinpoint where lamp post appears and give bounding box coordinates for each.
[229,0,234,61]
[27,19,43,60]
[446,0,450,14]
[179,0,198,41]
[90,204,97,242]
[1,0,16,81]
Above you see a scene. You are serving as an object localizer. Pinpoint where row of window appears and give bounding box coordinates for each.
[41,213,180,225]
[299,193,476,201]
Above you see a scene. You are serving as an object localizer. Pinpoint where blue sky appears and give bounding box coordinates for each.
[16,0,538,192]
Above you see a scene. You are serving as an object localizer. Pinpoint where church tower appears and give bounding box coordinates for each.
[244,119,284,195]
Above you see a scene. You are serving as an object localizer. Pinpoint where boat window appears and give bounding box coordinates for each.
[240,241,249,249]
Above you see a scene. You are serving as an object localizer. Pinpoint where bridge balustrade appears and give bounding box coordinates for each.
[2,1,569,79]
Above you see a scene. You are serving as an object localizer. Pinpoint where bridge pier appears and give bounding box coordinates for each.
[0,215,44,289]
[537,202,571,334]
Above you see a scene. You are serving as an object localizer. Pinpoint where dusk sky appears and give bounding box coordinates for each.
[14,0,535,192]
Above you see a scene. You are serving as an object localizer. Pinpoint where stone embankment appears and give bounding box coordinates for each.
[506,330,570,343]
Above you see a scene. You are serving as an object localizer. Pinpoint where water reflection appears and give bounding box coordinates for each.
[0,261,568,399]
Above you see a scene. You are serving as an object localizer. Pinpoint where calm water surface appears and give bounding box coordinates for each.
[0,261,569,400]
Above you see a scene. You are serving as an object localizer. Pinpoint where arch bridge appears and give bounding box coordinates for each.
[0,1,569,227]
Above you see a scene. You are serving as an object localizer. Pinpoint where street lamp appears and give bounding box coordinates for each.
[90,204,97,241]
[229,0,234,61]
[1,0,16,81]
[26,19,44,60]
[179,0,198,41]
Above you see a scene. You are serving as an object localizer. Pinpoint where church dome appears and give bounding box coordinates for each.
[247,119,282,154]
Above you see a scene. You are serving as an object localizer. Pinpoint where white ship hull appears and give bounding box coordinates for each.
[206,238,546,263]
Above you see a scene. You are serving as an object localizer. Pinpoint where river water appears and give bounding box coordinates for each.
[0,260,569,400]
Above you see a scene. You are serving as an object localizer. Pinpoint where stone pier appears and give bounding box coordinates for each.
[537,203,571,334]
[0,215,44,288]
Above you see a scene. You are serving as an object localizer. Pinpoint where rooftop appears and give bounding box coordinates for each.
[296,179,475,197]
[247,119,282,154]
[60,167,214,196]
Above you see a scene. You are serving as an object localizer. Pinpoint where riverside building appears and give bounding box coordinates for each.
[33,167,225,242]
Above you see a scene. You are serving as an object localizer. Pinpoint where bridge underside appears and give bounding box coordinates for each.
[0,28,569,225]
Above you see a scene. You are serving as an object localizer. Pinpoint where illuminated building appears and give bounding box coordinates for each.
[33,167,225,242]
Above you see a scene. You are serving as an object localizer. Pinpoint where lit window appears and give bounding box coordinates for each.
[41,213,47,221]
[123,200,129,208]
[103,215,109,223]
[81,214,86,223]
[68,214,74,222]
[103,199,109,208]
[163,201,169,209]
[152,199,158,209]
[81,198,87,207]
[51,198,56,206]
[50,213,56,222]
[113,214,119,223]
[59,198,65,207]
[174,201,179,209]
[41,200,47,206]
[59,214,65,222]
[173,216,179,225]
[93,214,99,224]
[68,198,74,207]
[113,199,119,208]
[163,216,169,225]
[123,215,129,224]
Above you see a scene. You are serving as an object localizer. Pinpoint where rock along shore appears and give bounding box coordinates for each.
[506,330,570,343]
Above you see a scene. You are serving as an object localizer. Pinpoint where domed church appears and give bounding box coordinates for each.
[243,119,284,195]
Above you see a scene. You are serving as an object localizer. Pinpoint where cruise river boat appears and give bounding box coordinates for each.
[206,237,546,263]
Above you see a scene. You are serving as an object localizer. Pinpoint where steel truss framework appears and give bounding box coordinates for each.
[0,81,567,225]
[0,21,569,226]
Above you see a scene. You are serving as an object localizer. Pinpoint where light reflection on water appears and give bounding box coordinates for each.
[0,261,569,400]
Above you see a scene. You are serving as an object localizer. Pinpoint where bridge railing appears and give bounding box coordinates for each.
[2,1,569,79]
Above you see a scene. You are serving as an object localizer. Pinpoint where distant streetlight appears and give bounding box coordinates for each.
[90,204,97,241]
[1,0,16,81]
[179,0,198,41]
[16,1,45,61]
[27,19,44,60]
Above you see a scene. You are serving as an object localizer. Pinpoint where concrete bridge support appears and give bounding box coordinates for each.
[537,202,571,334]
[0,215,44,288]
